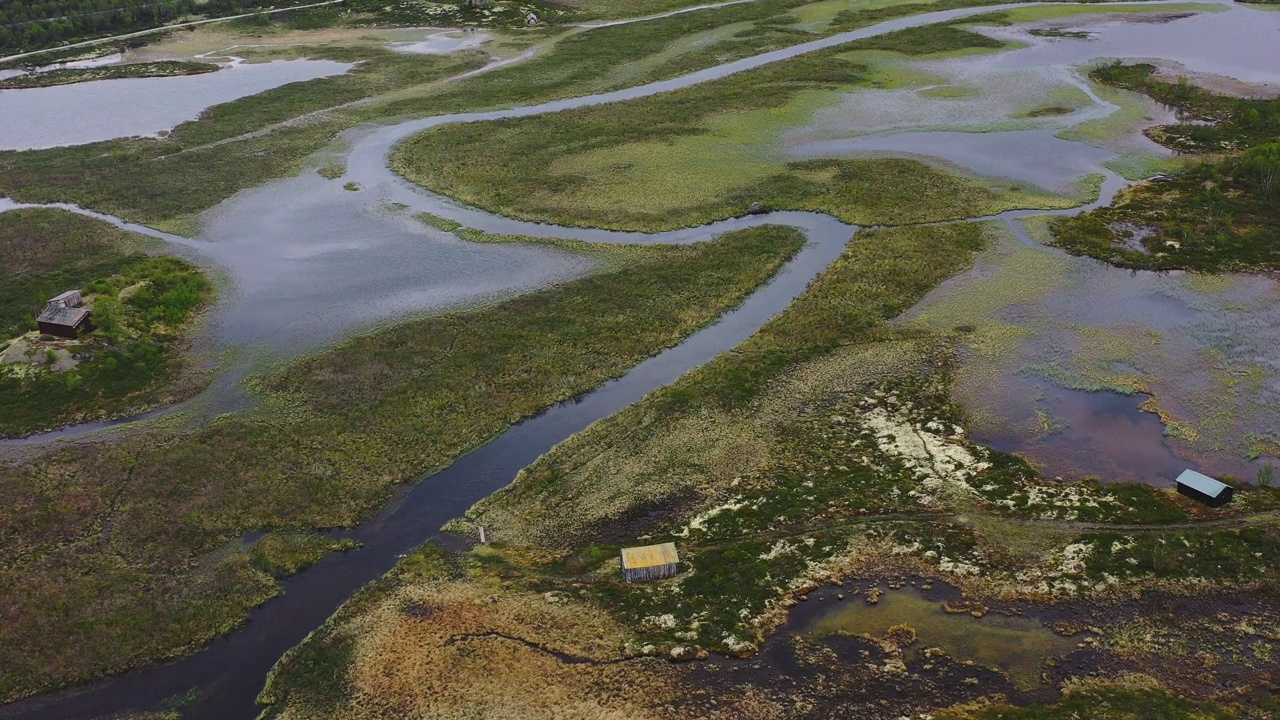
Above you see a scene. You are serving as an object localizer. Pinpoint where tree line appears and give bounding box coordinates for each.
[0,0,309,53]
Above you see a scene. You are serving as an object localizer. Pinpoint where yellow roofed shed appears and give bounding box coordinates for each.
[621,542,680,583]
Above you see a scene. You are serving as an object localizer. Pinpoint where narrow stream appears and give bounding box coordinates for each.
[0,0,1244,716]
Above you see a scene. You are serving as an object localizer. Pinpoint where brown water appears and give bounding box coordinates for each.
[906,217,1280,484]
[802,585,1080,688]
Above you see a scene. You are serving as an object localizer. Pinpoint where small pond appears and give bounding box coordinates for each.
[801,584,1080,688]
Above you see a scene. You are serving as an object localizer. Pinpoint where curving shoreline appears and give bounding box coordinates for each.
[0,1,1204,716]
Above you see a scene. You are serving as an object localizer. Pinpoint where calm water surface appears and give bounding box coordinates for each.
[1,1,1278,717]
[0,58,351,150]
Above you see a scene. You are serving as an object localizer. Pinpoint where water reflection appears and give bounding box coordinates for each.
[0,58,352,150]
[802,585,1079,688]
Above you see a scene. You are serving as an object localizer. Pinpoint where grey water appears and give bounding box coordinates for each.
[789,128,1118,193]
[1,0,1277,716]
[0,58,351,150]
[786,3,1280,192]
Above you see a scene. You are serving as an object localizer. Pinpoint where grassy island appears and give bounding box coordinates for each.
[0,61,217,89]
[1051,63,1280,272]
[0,208,211,438]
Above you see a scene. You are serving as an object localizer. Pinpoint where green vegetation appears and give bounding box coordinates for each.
[0,48,487,224]
[1051,63,1280,272]
[263,221,1280,719]
[0,0,324,54]
[393,28,1076,231]
[296,0,575,29]
[0,60,216,88]
[416,211,463,233]
[448,223,1259,663]
[0,208,211,437]
[460,226,989,645]
[0,225,801,702]
[250,533,360,577]
[1028,27,1091,38]
[0,0,1022,229]
[1083,527,1280,581]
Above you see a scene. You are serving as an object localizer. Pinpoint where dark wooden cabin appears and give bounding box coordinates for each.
[1176,469,1233,507]
[36,290,90,339]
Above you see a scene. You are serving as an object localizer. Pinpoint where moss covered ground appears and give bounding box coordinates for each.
[0,226,801,702]
[0,208,212,437]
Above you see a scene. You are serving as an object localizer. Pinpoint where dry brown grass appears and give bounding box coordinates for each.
[267,547,794,720]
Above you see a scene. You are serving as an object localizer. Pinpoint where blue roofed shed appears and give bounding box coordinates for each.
[1176,469,1233,507]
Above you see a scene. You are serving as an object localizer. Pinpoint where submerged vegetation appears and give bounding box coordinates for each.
[0,225,801,702]
[0,47,487,224]
[5,1,1280,717]
[1051,63,1280,272]
[265,223,1280,719]
[392,27,1076,231]
[0,60,216,88]
[0,208,211,437]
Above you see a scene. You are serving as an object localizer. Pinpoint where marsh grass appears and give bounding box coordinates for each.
[0,208,212,437]
[0,49,487,224]
[250,533,361,577]
[0,225,801,702]
[394,28,1073,231]
[0,0,1023,228]
[0,61,216,89]
[1051,64,1280,272]
[415,211,462,233]
[458,221,1239,660]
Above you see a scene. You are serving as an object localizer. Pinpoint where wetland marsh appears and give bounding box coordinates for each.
[1,0,1280,718]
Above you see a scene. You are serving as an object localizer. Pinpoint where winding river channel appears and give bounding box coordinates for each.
[1,0,1275,716]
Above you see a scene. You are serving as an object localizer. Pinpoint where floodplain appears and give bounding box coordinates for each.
[0,0,1278,718]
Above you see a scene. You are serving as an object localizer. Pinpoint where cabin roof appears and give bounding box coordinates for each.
[621,542,679,570]
[1176,469,1229,498]
[37,305,89,328]
[48,289,81,306]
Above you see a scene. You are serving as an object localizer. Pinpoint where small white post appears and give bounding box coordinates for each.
[479,526,487,544]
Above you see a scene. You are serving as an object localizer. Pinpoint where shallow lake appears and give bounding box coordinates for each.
[0,58,351,150]
[801,585,1080,688]
[785,3,1280,191]
[905,218,1280,484]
